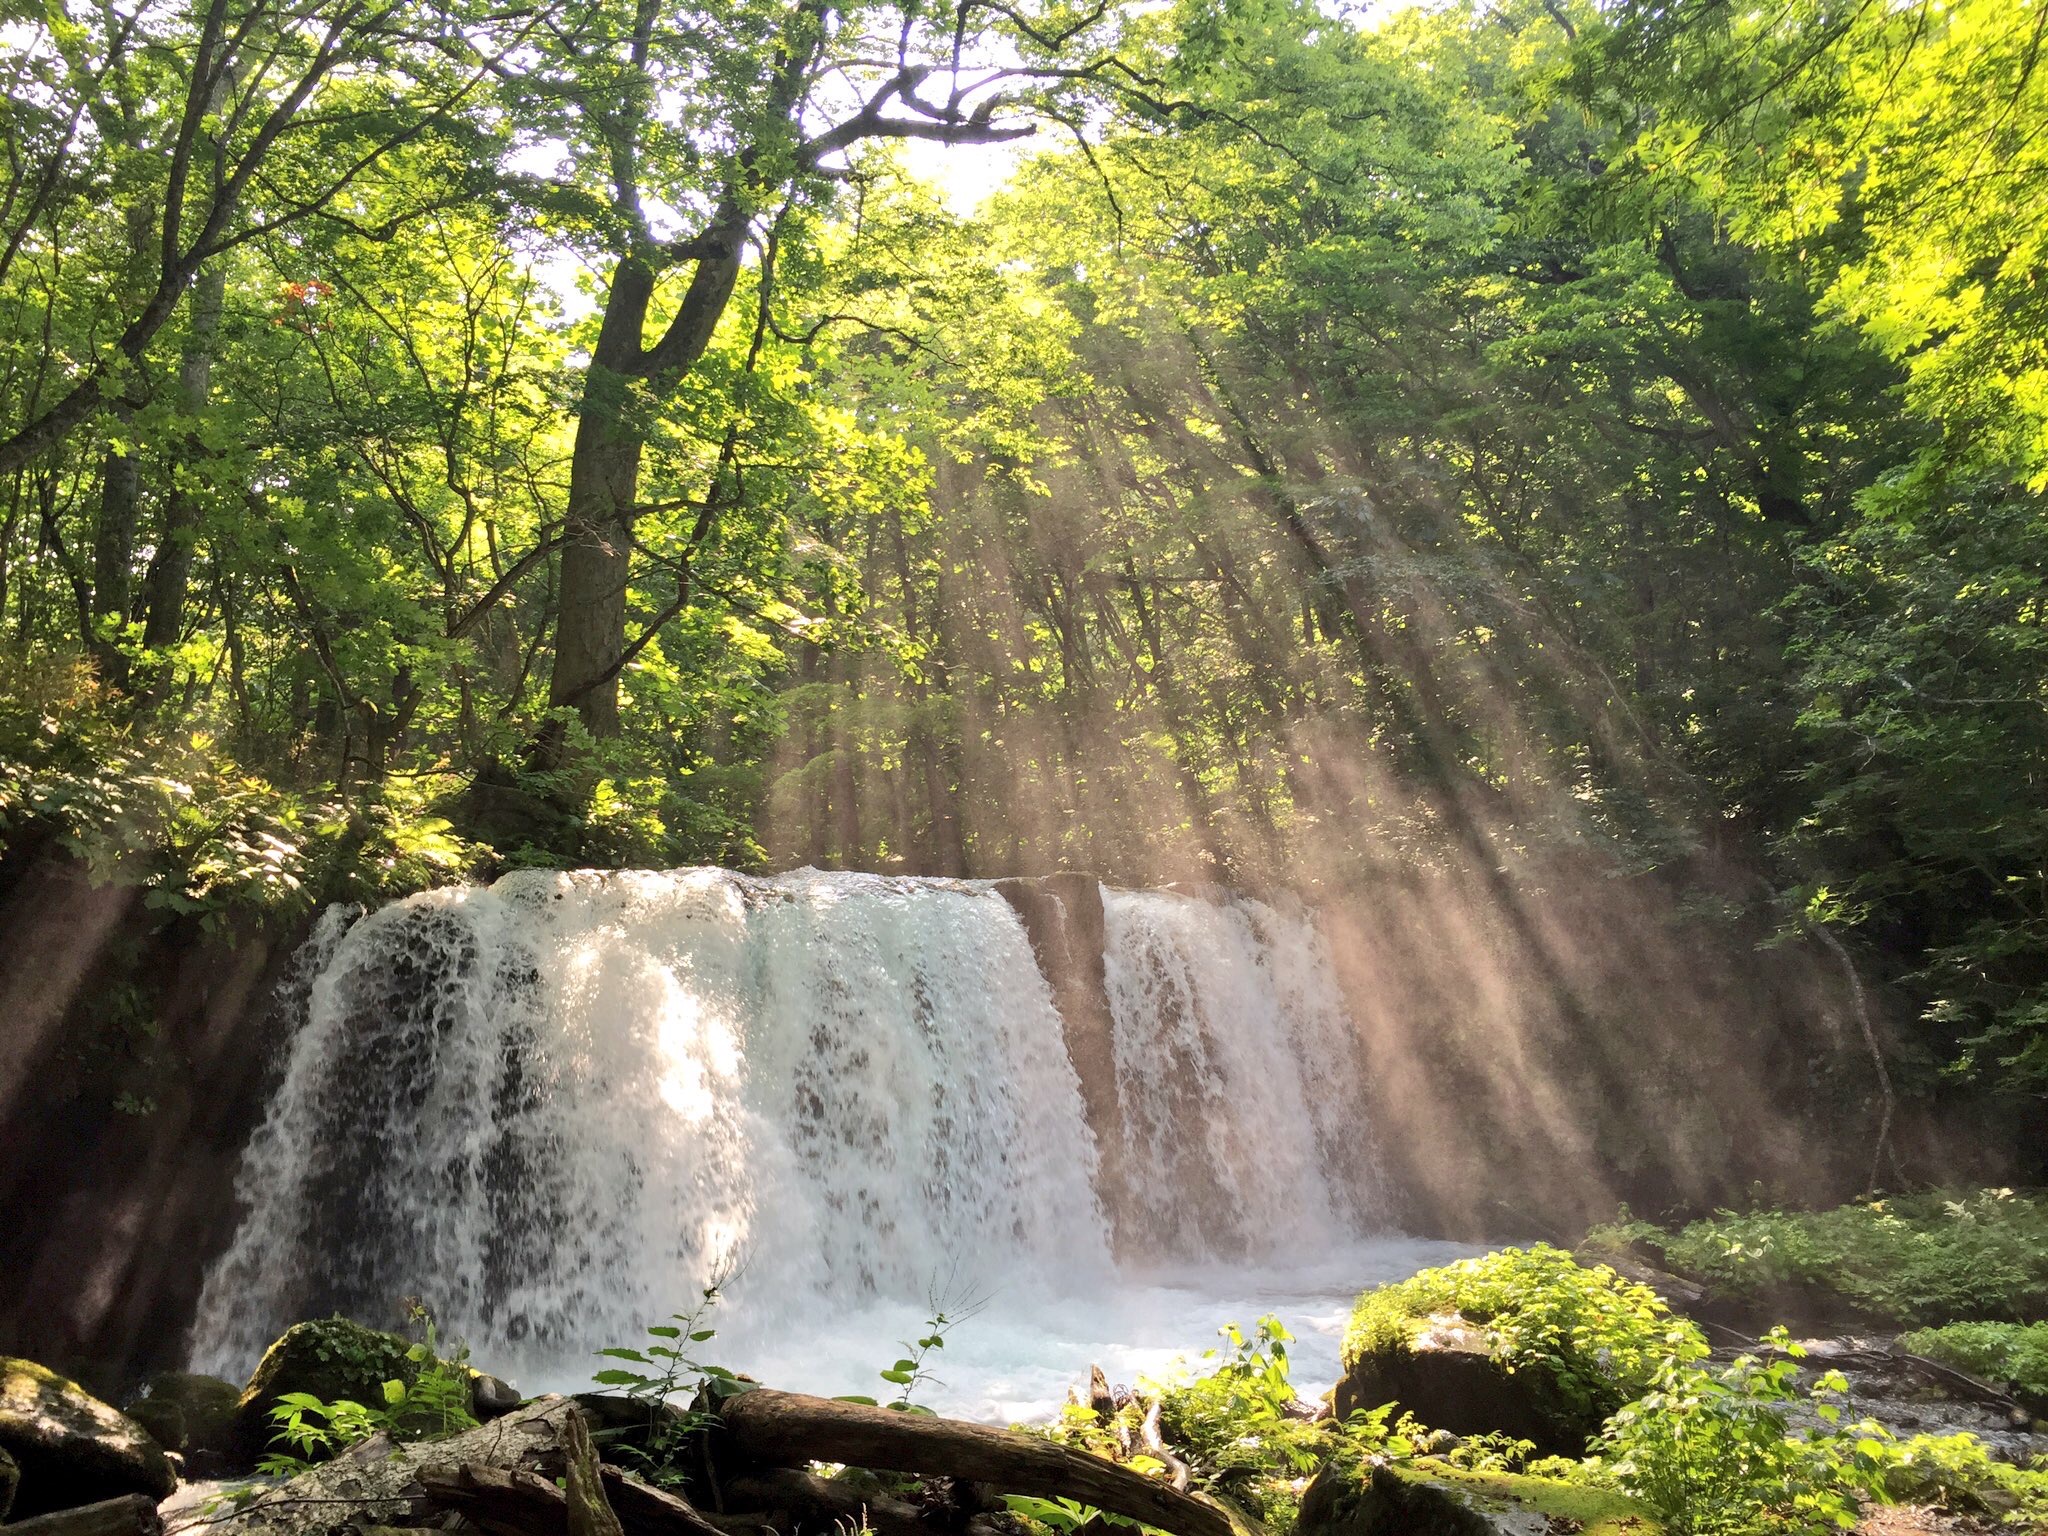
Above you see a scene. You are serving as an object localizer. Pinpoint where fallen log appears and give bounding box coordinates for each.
[421,1457,735,1536]
[596,1467,741,1536]
[718,1390,1255,1536]
[725,1468,1013,1536]
[1,1495,164,1536]
[418,1463,576,1536]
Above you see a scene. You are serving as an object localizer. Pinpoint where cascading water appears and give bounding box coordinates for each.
[190,870,1468,1418]
[1101,889,1382,1257]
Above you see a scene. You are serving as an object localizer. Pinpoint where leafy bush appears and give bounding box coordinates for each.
[1154,1318,1339,1528]
[0,658,482,925]
[1588,1189,2048,1326]
[1344,1245,1705,1425]
[1589,1329,1889,1536]
[1874,1431,2048,1522]
[1898,1321,2048,1403]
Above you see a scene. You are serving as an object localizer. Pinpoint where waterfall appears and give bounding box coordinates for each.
[189,870,1395,1407]
[1100,889,1381,1259]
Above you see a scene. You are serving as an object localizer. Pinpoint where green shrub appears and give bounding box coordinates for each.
[259,1321,477,1475]
[0,657,482,927]
[1873,1431,2048,1522]
[1589,1329,1889,1536]
[1343,1245,1706,1425]
[1155,1318,1338,1529]
[1587,1190,2048,1327]
[1898,1320,2048,1402]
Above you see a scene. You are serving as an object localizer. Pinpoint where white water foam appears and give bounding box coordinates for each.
[190,870,1448,1418]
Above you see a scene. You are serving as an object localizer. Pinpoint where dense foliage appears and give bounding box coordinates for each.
[1035,1247,2048,1536]
[1344,1245,1699,1422]
[1587,1189,2048,1327]
[1,0,2043,1086]
[1897,1322,2048,1407]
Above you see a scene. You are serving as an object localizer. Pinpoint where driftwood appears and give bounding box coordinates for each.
[1086,1368,1116,1426]
[596,1468,742,1536]
[167,1397,582,1536]
[719,1390,1253,1536]
[2,1495,164,1536]
[1136,1401,1189,1493]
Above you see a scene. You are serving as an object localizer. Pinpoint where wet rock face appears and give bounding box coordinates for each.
[121,1373,240,1476]
[0,1357,177,1517]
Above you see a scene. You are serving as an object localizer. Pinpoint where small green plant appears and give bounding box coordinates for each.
[1589,1328,1890,1536]
[257,1394,384,1475]
[591,1280,750,1487]
[835,1284,987,1414]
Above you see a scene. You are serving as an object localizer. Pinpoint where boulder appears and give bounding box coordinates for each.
[120,1373,240,1475]
[470,1372,524,1419]
[1333,1320,1594,1458]
[0,1358,177,1517]
[230,1319,415,1465]
[2,1442,18,1521]
[1296,1455,1657,1536]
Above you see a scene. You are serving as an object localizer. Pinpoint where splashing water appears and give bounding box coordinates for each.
[190,869,1465,1418]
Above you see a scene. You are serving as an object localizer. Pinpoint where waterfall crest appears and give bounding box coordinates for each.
[190,870,1383,1395]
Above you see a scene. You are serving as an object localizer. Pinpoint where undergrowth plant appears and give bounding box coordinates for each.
[259,1310,479,1475]
[1585,1190,2048,1326]
[592,1281,749,1487]
[1587,1329,1888,1535]
[1898,1321,2048,1404]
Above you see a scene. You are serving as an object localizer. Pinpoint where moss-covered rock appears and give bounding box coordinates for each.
[123,1372,241,1472]
[1337,1246,1700,1456]
[0,1357,178,1516]
[1297,1454,1658,1536]
[231,1319,416,1464]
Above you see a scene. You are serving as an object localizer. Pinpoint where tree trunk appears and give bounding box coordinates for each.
[90,425,142,688]
[548,258,654,740]
[143,259,226,652]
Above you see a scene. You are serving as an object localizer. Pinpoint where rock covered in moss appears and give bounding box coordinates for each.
[122,1373,241,1474]
[1297,1453,1658,1536]
[1336,1246,1701,1456]
[231,1319,416,1463]
[0,1357,178,1517]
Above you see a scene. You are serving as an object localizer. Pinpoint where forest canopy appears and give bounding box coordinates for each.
[1,0,2043,1091]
